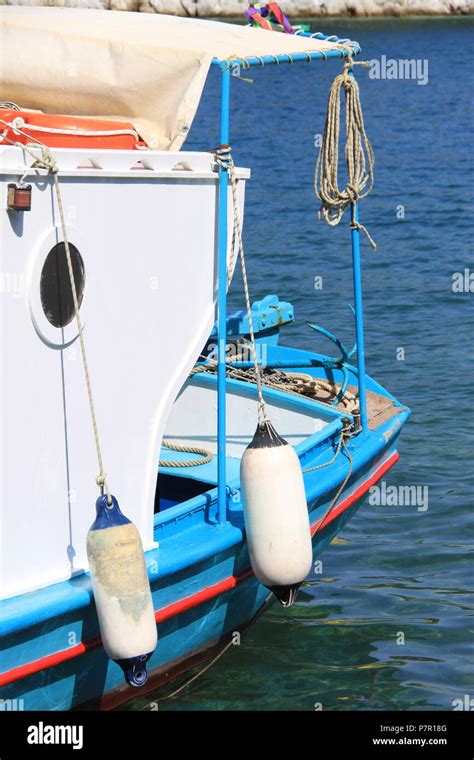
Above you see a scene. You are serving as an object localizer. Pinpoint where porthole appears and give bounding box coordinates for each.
[39,242,85,328]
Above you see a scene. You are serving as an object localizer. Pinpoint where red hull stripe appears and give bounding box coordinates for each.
[0,451,398,689]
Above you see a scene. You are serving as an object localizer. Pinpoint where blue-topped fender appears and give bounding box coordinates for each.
[90,494,131,531]
[86,494,158,688]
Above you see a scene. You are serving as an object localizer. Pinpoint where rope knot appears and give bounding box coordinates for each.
[346,184,359,202]
[350,219,377,251]
[29,144,59,174]
[341,416,353,440]
[214,144,233,171]
[96,473,107,489]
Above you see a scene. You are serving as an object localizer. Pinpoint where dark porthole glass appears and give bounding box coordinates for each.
[40,243,85,328]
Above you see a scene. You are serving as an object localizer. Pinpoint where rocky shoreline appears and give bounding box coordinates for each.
[2,1,473,17]
[133,1,473,16]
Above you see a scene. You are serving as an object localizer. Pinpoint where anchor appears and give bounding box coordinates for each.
[307,304,357,406]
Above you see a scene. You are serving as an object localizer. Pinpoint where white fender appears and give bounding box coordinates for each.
[240,421,313,607]
[86,495,157,686]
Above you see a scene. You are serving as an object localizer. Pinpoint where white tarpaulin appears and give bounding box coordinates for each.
[0,7,351,149]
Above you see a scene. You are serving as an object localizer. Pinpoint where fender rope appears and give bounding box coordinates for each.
[315,57,376,250]
[215,145,268,428]
[7,134,112,503]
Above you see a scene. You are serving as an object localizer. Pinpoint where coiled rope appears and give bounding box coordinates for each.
[315,57,376,250]
[6,134,112,503]
[158,442,213,469]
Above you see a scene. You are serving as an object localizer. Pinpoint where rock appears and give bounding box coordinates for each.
[138,0,188,14]
[2,0,110,6]
[3,0,472,16]
[110,0,139,10]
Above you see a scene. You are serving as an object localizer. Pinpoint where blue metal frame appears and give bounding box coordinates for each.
[214,30,367,527]
[210,30,360,69]
[217,67,231,526]
[350,202,369,431]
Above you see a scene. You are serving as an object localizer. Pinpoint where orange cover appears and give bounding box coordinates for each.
[0,110,146,150]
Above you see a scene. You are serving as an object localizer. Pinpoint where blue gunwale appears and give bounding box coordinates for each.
[0,437,404,698]
[0,350,409,643]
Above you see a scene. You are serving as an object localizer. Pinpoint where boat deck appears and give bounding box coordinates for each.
[318,383,402,431]
[156,370,405,515]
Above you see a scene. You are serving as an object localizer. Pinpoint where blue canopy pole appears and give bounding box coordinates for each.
[351,201,368,432]
[217,66,231,525]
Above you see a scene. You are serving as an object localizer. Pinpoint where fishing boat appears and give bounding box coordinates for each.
[0,7,409,710]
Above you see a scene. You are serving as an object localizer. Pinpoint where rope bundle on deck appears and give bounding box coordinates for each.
[191,360,359,416]
[315,58,376,250]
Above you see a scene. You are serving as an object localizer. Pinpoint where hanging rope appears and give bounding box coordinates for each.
[313,432,353,535]
[301,420,354,583]
[214,145,268,428]
[302,425,345,474]
[159,590,273,702]
[315,56,376,250]
[10,136,112,503]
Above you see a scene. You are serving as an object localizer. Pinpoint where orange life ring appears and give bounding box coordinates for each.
[0,109,146,150]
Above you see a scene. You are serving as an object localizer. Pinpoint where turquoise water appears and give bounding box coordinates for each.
[137,19,474,711]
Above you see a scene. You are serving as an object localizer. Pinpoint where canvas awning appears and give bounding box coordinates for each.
[0,7,357,150]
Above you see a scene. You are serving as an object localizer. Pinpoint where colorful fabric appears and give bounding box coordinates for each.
[246,3,294,34]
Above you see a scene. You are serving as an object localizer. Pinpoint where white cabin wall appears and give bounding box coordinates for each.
[0,148,246,599]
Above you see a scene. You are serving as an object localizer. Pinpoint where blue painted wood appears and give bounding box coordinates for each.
[0,381,408,709]
[208,294,294,341]
[0,436,401,709]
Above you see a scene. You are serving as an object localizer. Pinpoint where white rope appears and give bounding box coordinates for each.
[315,58,376,250]
[11,135,112,503]
[0,101,20,111]
[4,116,139,140]
[215,146,268,427]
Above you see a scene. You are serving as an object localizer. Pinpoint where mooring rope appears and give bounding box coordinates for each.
[9,136,112,503]
[159,590,273,702]
[302,426,345,474]
[314,57,376,250]
[311,434,353,538]
[215,145,268,428]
